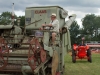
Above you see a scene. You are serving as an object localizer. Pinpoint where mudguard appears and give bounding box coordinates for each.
[73,44,78,50]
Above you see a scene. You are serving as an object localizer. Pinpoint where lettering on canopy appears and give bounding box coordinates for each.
[35,10,47,14]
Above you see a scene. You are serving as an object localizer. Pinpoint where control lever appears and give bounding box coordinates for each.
[43,22,54,30]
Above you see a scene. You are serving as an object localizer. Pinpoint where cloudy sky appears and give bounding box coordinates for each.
[0,0,100,27]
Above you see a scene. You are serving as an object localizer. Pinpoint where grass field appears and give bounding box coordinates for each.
[64,52,100,75]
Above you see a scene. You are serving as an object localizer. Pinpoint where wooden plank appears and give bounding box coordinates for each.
[34,59,49,74]
[52,50,59,75]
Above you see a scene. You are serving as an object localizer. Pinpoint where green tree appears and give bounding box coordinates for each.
[93,16,100,37]
[82,14,100,41]
[69,21,80,45]
[0,11,17,25]
[82,14,96,37]
[18,16,25,27]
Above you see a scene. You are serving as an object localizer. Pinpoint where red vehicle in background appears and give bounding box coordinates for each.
[72,37,92,63]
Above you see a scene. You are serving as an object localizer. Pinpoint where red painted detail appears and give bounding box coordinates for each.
[35,10,47,14]
[56,72,60,75]
[28,55,36,70]
[28,37,46,71]
[77,46,87,58]
[40,49,46,63]
[73,44,78,50]
[0,37,9,70]
[12,16,14,19]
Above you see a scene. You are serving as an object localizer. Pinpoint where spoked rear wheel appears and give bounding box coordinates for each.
[88,55,92,63]
[87,49,92,63]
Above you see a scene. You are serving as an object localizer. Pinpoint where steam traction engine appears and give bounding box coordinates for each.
[0,6,76,75]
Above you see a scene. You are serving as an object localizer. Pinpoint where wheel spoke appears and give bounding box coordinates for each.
[0,37,9,70]
[28,37,46,71]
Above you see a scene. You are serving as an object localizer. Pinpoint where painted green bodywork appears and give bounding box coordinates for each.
[0,6,76,75]
[22,6,76,75]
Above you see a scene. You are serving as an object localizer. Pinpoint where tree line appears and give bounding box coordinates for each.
[0,11,100,45]
[69,14,100,45]
[0,11,25,27]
